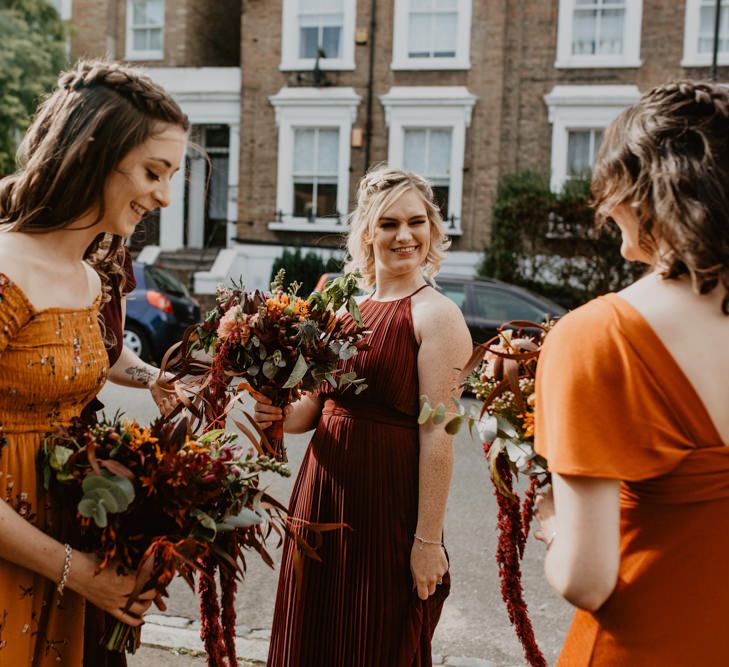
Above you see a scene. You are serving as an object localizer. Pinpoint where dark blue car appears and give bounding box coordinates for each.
[123,262,201,364]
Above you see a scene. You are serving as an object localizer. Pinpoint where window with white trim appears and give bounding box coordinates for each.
[380,87,477,234]
[281,0,356,71]
[555,0,642,68]
[544,85,640,191]
[126,0,164,61]
[566,129,604,179]
[403,128,453,217]
[683,0,729,67]
[392,0,472,70]
[269,87,361,231]
[293,128,339,219]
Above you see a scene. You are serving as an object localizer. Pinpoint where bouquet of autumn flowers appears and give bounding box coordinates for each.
[186,270,368,461]
[41,413,290,665]
[420,320,554,667]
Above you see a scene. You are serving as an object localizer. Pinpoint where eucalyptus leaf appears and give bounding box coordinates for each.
[79,497,108,528]
[418,400,432,425]
[217,507,263,531]
[495,415,518,439]
[432,403,447,425]
[262,359,278,379]
[445,415,465,435]
[282,353,309,389]
[198,429,226,443]
[347,295,364,327]
[50,445,73,470]
[505,439,531,468]
[190,509,217,542]
[354,383,368,395]
[477,415,499,443]
[338,342,358,361]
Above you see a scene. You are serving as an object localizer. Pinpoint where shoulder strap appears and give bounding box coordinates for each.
[408,284,430,298]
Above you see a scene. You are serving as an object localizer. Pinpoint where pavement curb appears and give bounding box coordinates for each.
[140,615,499,667]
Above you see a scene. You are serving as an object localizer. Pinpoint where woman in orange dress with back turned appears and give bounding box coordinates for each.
[534,81,729,665]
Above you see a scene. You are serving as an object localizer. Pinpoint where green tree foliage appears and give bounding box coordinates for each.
[480,171,644,308]
[0,0,68,175]
[270,247,343,295]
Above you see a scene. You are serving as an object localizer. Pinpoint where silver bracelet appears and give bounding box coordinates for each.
[57,543,73,597]
[414,534,443,550]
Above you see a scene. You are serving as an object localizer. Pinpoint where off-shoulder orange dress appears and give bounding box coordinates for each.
[0,273,108,666]
[535,293,729,666]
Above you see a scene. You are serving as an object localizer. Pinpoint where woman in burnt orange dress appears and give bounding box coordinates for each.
[534,81,729,665]
[0,59,188,665]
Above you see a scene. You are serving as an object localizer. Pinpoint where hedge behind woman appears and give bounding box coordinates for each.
[0,59,188,665]
[534,81,729,664]
[255,165,472,666]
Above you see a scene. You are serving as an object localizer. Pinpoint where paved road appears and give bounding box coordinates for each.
[99,382,572,666]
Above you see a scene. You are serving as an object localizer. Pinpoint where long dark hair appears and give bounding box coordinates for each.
[0,58,190,296]
[592,81,729,312]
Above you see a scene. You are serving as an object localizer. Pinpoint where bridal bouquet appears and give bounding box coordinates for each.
[420,320,554,667]
[189,270,368,461]
[41,413,290,664]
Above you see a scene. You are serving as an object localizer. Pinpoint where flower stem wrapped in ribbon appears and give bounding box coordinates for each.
[420,320,556,667]
[170,270,369,462]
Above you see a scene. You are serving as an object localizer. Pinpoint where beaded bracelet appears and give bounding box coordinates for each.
[57,544,73,597]
[414,534,443,550]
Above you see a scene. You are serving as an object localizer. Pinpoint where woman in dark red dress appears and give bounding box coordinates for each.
[255,166,472,666]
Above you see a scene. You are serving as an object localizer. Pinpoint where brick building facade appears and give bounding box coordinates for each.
[64,0,729,292]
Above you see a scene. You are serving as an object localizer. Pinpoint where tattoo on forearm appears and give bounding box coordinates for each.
[125,366,156,386]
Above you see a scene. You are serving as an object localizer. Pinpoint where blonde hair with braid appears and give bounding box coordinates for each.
[592,80,729,312]
[345,164,450,290]
[0,59,189,301]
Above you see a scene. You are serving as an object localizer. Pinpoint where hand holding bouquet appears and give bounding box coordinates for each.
[41,414,289,664]
[420,320,555,667]
[186,270,368,461]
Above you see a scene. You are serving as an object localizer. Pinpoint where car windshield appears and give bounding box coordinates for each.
[145,266,189,297]
[473,286,555,322]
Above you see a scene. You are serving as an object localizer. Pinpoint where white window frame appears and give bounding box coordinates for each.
[555,0,643,69]
[380,87,477,236]
[391,0,472,71]
[280,0,356,71]
[544,85,641,192]
[125,0,165,61]
[682,0,729,67]
[269,87,361,232]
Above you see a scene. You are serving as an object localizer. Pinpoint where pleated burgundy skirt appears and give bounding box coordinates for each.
[268,290,449,667]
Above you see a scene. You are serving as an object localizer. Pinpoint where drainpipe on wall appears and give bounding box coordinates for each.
[711,0,722,81]
[364,0,377,171]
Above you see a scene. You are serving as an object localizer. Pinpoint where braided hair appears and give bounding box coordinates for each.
[0,59,189,299]
[344,163,450,290]
[592,80,729,313]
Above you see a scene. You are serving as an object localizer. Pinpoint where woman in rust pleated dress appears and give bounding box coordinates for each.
[255,165,472,666]
[534,81,729,665]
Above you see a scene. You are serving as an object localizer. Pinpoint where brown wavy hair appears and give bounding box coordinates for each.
[344,164,450,290]
[592,80,729,313]
[0,59,189,299]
